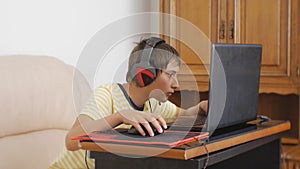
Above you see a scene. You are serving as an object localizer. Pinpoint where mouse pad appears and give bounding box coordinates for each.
[72,129,209,147]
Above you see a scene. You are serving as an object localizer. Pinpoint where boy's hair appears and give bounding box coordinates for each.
[126,37,181,84]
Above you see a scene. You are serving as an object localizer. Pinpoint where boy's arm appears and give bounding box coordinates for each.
[177,100,208,116]
[65,110,167,151]
[65,113,122,151]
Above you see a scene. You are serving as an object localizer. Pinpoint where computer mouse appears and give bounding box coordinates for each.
[127,124,163,136]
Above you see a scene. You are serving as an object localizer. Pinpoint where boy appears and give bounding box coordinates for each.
[49,37,207,168]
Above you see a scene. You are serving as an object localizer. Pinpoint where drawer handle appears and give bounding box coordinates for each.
[297,65,300,77]
[229,20,234,39]
[219,20,225,39]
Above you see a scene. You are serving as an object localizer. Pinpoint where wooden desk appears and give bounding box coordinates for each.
[81,120,290,169]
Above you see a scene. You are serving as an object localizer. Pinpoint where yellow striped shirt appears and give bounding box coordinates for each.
[49,83,178,169]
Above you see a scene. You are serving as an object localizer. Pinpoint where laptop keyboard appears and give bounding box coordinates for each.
[166,115,207,128]
[193,117,206,126]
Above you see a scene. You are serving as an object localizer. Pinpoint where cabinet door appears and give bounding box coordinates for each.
[161,0,218,91]
[291,0,300,90]
[236,0,295,93]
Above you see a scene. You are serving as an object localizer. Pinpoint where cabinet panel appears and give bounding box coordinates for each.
[237,0,289,77]
[162,0,217,90]
[176,0,215,65]
[291,0,300,86]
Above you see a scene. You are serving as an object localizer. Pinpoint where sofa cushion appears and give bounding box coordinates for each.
[0,55,91,138]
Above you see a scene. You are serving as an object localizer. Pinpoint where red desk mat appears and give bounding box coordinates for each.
[72,129,209,147]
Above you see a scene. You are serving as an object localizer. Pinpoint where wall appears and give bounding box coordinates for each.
[0,0,159,88]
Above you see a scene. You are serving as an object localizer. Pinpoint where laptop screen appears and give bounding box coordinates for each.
[206,43,262,133]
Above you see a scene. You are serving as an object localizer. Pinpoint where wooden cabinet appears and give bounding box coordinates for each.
[161,0,299,93]
[282,144,300,169]
[160,0,300,143]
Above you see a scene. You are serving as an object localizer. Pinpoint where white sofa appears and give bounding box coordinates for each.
[0,55,91,169]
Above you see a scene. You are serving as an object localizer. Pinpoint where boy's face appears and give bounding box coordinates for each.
[148,59,180,102]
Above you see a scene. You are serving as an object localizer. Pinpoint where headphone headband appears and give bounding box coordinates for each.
[140,37,165,63]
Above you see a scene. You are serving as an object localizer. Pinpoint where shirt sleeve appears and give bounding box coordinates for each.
[80,85,113,120]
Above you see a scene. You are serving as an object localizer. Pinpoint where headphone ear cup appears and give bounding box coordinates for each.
[130,63,157,87]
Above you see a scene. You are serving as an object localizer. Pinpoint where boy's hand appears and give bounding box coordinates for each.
[117,110,167,136]
[199,100,208,116]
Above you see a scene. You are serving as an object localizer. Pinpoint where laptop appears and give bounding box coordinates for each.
[168,43,262,136]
